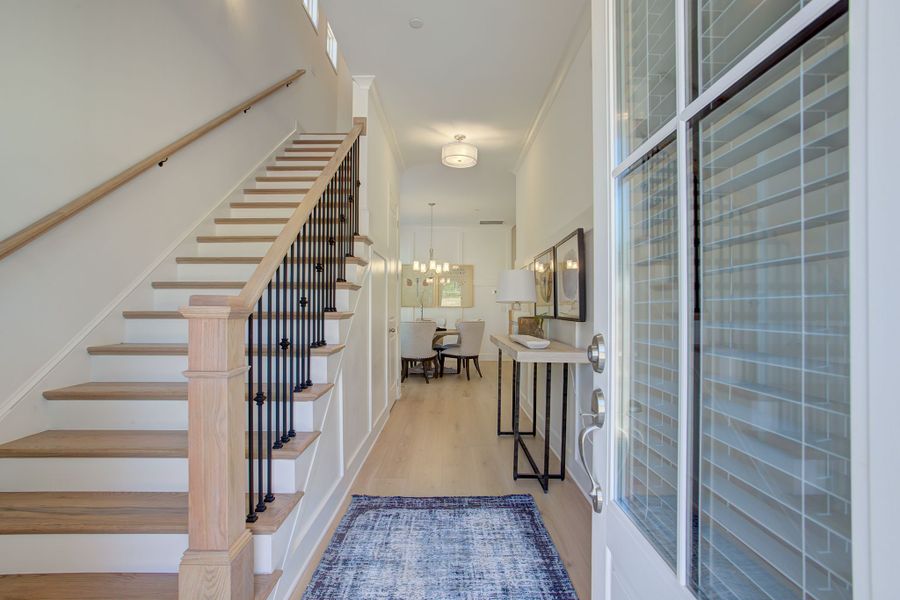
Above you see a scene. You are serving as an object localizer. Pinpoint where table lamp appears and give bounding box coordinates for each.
[496,270,537,334]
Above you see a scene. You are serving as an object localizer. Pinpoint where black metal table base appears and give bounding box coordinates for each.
[496,346,569,493]
[496,348,536,436]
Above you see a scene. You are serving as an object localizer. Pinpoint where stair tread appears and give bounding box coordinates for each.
[0,491,301,535]
[198,234,370,243]
[0,571,282,600]
[123,310,353,320]
[86,343,345,356]
[176,255,368,266]
[151,280,361,290]
[43,382,334,402]
[255,176,318,182]
[0,571,281,600]
[0,430,321,460]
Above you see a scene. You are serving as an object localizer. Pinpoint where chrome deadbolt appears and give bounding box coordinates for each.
[587,333,606,373]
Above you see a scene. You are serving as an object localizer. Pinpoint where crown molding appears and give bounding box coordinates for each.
[513,4,591,174]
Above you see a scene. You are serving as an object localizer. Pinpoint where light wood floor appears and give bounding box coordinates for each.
[291,360,591,599]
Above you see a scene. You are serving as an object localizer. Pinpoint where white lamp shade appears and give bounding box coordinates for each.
[442,140,478,168]
[496,270,537,304]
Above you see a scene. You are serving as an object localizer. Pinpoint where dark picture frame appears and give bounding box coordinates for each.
[533,247,556,318]
[553,228,586,321]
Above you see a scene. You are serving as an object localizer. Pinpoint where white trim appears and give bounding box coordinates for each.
[512,3,591,174]
[0,128,298,425]
[848,0,870,595]
[353,76,406,171]
[611,120,677,178]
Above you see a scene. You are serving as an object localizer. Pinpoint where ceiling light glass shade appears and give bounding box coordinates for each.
[442,135,478,168]
[413,260,420,271]
[443,262,450,272]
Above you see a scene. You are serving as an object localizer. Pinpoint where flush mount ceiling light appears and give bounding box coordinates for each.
[409,17,424,29]
[441,134,478,169]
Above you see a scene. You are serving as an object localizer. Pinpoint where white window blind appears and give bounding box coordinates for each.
[616,0,678,159]
[694,0,804,93]
[693,14,850,599]
[617,139,680,568]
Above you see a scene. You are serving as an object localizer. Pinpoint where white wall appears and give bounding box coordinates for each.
[514,29,594,494]
[399,224,512,360]
[0,0,352,419]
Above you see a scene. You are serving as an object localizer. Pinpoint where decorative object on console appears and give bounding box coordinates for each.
[533,247,556,318]
[554,228,586,321]
[517,316,545,338]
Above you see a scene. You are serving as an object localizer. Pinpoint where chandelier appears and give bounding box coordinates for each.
[413,203,450,283]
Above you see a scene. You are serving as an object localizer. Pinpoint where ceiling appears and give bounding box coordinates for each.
[322,0,587,173]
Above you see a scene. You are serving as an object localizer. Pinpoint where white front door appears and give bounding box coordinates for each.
[586,0,860,598]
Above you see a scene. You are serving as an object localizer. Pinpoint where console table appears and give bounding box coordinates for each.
[491,334,588,492]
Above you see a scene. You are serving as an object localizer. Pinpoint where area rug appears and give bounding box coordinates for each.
[303,495,577,599]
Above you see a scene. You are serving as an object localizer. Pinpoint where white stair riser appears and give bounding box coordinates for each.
[44,399,317,432]
[177,262,362,281]
[152,288,351,311]
[90,355,331,383]
[243,191,307,203]
[0,531,286,575]
[295,134,344,141]
[274,158,327,168]
[124,318,343,344]
[229,206,297,218]
[216,223,284,236]
[196,241,274,257]
[0,459,297,495]
[256,180,317,190]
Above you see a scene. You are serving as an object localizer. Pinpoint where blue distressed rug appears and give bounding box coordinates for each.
[303,495,577,599]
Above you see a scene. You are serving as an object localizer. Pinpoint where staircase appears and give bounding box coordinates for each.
[0,128,370,599]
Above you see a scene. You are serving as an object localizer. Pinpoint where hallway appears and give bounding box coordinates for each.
[294,360,592,598]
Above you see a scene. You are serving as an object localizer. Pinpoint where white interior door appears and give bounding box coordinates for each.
[588,0,858,598]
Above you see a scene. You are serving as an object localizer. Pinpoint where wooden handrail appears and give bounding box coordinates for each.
[0,69,306,261]
[189,118,365,312]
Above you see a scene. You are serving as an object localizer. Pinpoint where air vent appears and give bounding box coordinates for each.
[479,220,504,225]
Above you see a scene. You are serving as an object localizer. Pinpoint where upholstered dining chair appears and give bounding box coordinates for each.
[439,320,485,380]
[400,321,439,383]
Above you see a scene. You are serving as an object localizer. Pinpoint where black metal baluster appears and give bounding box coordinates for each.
[353,140,360,236]
[291,234,299,437]
[318,199,326,346]
[281,253,290,445]
[273,261,284,450]
[255,298,267,514]
[329,178,337,311]
[265,283,275,503]
[303,223,312,387]
[247,315,257,523]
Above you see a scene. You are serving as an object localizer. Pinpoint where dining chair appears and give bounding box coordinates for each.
[400,321,439,383]
[439,320,485,380]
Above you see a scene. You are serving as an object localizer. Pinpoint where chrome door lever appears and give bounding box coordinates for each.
[578,389,606,514]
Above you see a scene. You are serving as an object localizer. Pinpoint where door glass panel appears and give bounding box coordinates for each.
[616,0,677,160]
[693,15,850,599]
[616,139,679,568]
[694,0,805,94]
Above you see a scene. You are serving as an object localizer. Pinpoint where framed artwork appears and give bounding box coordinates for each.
[401,265,437,308]
[554,228,586,321]
[438,264,475,308]
[534,247,556,318]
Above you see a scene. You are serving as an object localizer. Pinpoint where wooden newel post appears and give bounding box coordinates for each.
[178,304,254,600]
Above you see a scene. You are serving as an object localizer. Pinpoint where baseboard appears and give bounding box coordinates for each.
[0,127,299,427]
